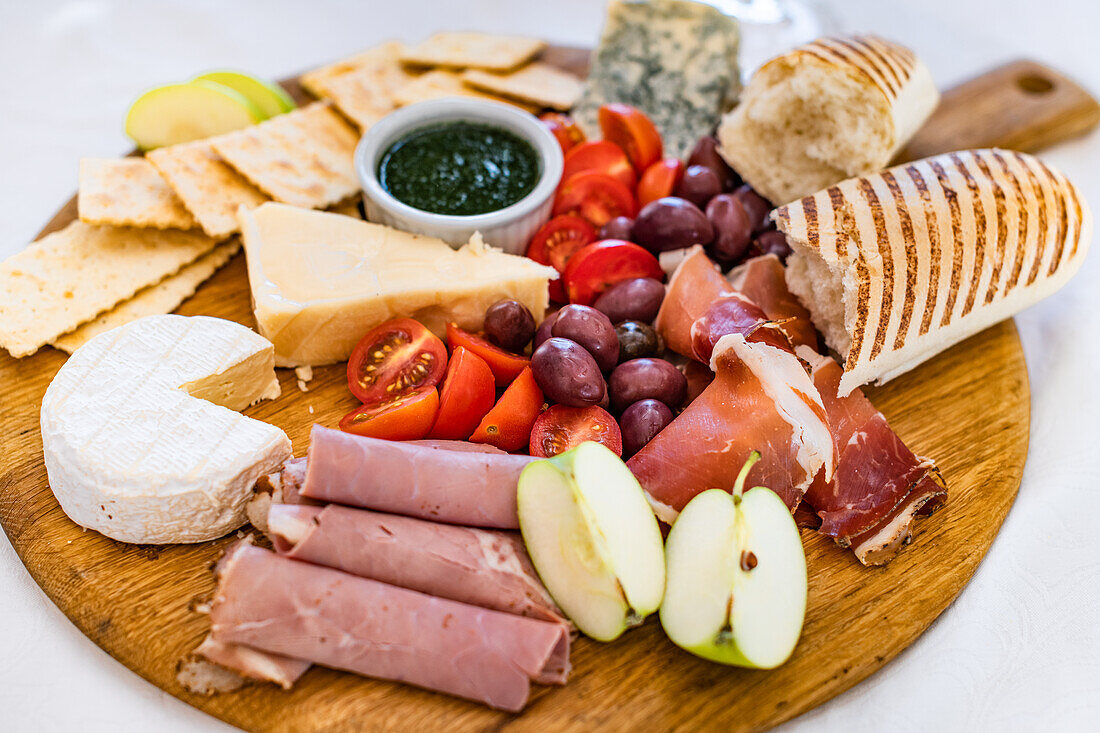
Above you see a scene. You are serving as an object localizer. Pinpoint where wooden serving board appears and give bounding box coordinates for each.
[0,46,1096,733]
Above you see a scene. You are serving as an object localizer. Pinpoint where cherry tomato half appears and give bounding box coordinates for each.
[539,112,585,156]
[561,140,637,191]
[637,158,685,208]
[428,346,495,440]
[529,406,623,458]
[470,367,545,451]
[339,386,439,440]
[446,323,531,387]
[552,171,638,228]
[598,104,663,172]
[526,214,597,303]
[346,318,448,406]
[562,240,664,306]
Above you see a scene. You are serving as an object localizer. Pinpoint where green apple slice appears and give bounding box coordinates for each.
[518,441,666,641]
[124,81,264,150]
[193,71,296,118]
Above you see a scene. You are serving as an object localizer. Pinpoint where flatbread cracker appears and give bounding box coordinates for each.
[147,140,269,239]
[51,240,240,353]
[211,103,360,209]
[300,41,418,127]
[392,70,539,112]
[0,221,218,357]
[400,32,546,72]
[462,62,582,110]
[78,158,196,230]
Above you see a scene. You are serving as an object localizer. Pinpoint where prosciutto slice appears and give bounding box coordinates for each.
[654,246,731,357]
[300,426,537,528]
[210,542,570,712]
[727,254,819,351]
[627,333,834,521]
[689,292,794,363]
[266,504,564,623]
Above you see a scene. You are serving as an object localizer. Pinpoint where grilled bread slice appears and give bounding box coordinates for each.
[717,35,938,206]
[778,148,1092,396]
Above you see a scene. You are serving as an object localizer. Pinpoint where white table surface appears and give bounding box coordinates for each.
[2,1,1098,730]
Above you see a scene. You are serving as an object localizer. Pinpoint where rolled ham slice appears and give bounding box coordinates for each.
[654,245,731,358]
[727,253,819,351]
[689,292,794,363]
[210,542,570,712]
[266,503,564,623]
[194,634,311,689]
[300,426,537,528]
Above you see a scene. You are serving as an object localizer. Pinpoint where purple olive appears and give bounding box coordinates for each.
[706,193,753,265]
[687,136,740,191]
[598,216,635,242]
[531,337,607,407]
[620,399,674,457]
[533,309,560,350]
[733,185,773,233]
[615,320,662,362]
[608,358,688,412]
[754,231,794,261]
[551,304,620,373]
[632,197,714,253]
[483,299,536,353]
[593,277,665,324]
[674,165,722,209]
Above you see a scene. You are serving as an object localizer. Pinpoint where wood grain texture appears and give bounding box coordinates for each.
[5,46,1090,733]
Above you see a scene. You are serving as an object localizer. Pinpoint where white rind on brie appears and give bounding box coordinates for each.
[41,314,291,544]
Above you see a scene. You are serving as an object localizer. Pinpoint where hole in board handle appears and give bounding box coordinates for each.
[1017,74,1055,94]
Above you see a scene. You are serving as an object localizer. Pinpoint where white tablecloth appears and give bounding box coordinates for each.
[1,1,1097,730]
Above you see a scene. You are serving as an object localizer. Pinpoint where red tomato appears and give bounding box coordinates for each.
[470,367,545,451]
[562,240,664,306]
[526,214,597,303]
[428,347,495,440]
[552,171,638,228]
[529,405,623,458]
[561,140,637,191]
[637,158,685,208]
[346,318,447,406]
[598,104,663,172]
[339,386,439,440]
[539,112,585,155]
[445,323,530,387]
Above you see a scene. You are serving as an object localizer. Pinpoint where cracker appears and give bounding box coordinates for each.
[327,196,364,219]
[392,70,538,112]
[0,221,218,357]
[400,32,546,72]
[300,41,418,128]
[462,61,582,110]
[147,140,269,239]
[78,158,196,230]
[211,103,360,209]
[51,240,240,353]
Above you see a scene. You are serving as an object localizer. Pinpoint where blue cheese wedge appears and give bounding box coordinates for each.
[572,0,741,159]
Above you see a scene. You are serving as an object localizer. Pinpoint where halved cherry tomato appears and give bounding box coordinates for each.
[470,367,545,451]
[526,214,597,303]
[539,112,585,156]
[552,171,637,228]
[561,140,637,191]
[445,323,530,387]
[428,347,495,440]
[562,239,664,305]
[637,158,685,208]
[339,386,439,440]
[347,318,447,406]
[598,104,663,172]
[529,405,623,458]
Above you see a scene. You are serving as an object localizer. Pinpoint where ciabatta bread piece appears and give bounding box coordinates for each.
[778,149,1092,396]
[717,35,938,206]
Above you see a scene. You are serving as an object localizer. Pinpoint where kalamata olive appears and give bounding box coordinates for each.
[608,358,688,412]
[674,165,722,209]
[620,399,674,457]
[531,337,607,407]
[755,231,793,261]
[632,197,714,253]
[733,185,773,233]
[593,277,665,324]
[533,309,559,350]
[687,136,740,191]
[551,304,620,373]
[706,193,753,265]
[615,320,662,361]
[484,299,536,353]
[598,215,635,242]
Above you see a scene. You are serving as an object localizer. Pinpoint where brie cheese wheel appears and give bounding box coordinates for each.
[41,314,291,544]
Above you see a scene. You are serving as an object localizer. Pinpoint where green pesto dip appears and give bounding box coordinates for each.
[377,121,540,216]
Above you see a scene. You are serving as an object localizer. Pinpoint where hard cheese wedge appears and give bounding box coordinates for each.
[238,203,557,367]
[41,314,291,544]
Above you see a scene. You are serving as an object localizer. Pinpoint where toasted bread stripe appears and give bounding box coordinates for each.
[904,164,941,336]
[1015,153,1048,286]
[815,38,898,98]
[992,151,1030,297]
[928,159,965,328]
[869,35,915,80]
[856,178,893,359]
[803,195,819,248]
[1036,159,1069,276]
[1066,171,1084,259]
[828,186,851,258]
[947,153,986,318]
[850,37,903,93]
[972,153,1009,305]
[881,171,919,350]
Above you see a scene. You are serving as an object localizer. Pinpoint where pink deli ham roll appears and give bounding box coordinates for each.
[266,503,565,623]
[194,634,311,689]
[300,426,536,528]
[210,542,570,712]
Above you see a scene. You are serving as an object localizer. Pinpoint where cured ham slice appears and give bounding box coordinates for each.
[210,542,570,712]
[728,254,819,351]
[300,426,537,528]
[654,245,731,357]
[266,503,564,623]
[627,333,834,521]
[194,634,311,689]
[798,347,946,565]
[689,292,793,362]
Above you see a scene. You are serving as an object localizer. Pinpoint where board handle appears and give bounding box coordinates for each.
[895,59,1100,163]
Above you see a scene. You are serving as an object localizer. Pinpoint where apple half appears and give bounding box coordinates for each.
[517,441,666,641]
[660,453,807,668]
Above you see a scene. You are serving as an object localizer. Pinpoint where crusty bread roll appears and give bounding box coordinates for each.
[777,148,1092,396]
[717,35,938,206]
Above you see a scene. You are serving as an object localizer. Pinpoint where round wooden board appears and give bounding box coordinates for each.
[0,46,1031,733]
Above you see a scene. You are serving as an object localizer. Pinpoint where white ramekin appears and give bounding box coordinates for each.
[355,98,563,255]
